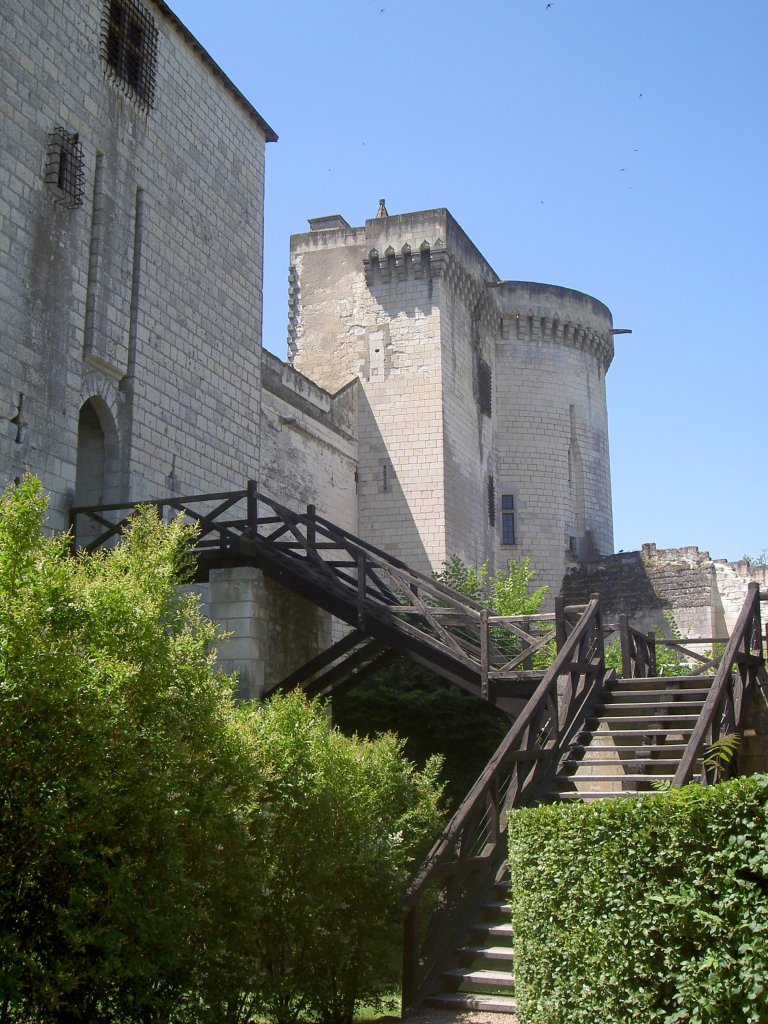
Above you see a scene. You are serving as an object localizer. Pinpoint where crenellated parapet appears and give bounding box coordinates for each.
[363,239,500,336]
[362,238,439,285]
[497,281,614,371]
[501,311,614,370]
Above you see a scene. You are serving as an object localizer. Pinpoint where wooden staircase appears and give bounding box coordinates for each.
[419,675,717,1014]
[71,483,568,706]
[406,585,764,1015]
[427,872,517,1013]
[547,673,715,801]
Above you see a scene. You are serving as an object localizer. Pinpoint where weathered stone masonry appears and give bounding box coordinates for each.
[1,0,275,531]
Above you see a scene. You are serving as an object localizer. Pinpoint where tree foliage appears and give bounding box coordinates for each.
[0,476,254,1022]
[238,693,444,1024]
[433,553,547,616]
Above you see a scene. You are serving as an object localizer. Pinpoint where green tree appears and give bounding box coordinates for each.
[0,476,254,1023]
[434,553,547,616]
[238,692,444,1024]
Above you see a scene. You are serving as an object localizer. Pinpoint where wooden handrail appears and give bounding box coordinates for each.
[401,596,608,1011]
[672,582,763,787]
[70,482,568,693]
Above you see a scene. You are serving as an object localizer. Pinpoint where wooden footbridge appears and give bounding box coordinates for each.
[71,482,575,704]
[71,483,766,1015]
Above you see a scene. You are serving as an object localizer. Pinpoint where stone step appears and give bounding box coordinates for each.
[456,944,515,961]
[599,698,707,710]
[604,690,710,702]
[470,921,514,939]
[591,712,701,723]
[566,750,692,767]
[578,727,695,738]
[442,967,515,989]
[425,992,518,1013]
[547,789,647,801]
[610,675,714,687]
[555,772,675,783]
[481,900,511,918]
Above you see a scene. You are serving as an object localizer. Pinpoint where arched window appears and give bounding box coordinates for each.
[74,398,119,545]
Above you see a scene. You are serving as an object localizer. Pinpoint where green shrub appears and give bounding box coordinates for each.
[0,478,446,1024]
[0,476,254,1023]
[239,692,445,1024]
[507,776,768,1024]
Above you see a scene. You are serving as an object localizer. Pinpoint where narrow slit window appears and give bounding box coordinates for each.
[501,494,516,545]
[477,355,492,417]
[487,475,496,526]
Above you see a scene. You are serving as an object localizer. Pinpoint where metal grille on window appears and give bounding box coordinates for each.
[45,128,84,209]
[487,475,496,526]
[102,0,158,111]
[501,494,515,545]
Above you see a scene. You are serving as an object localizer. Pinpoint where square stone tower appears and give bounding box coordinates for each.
[289,207,501,575]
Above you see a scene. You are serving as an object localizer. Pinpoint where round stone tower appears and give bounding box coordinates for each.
[493,281,615,595]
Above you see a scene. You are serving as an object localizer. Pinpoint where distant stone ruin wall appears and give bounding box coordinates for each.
[562,543,768,640]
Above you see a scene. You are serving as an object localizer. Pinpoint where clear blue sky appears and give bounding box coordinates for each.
[172,0,767,563]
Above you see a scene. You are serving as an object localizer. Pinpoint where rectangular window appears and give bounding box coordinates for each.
[103,0,158,110]
[501,494,516,545]
[487,475,495,526]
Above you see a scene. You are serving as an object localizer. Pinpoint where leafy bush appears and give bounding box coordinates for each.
[507,775,768,1024]
[0,476,254,1023]
[238,692,444,1024]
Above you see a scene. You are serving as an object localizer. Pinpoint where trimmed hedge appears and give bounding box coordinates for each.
[507,776,768,1024]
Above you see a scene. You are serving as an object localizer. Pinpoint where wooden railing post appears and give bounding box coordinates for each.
[618,614,631,678]
[591,593,605,668]
[306,504,316,551]
[555,595,566,651]
[246,479,258,539]
[357,553,366,629]
[522,616,532,670]
[648,632,658,677]
[402,903,420,1013]
[480,608,490,700]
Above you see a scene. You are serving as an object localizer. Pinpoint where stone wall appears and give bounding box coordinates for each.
[260,350,358,532]
[563,543,768,638]
[1,0,275,530]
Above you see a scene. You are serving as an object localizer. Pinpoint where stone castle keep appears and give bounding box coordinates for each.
[2,0,764,692]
